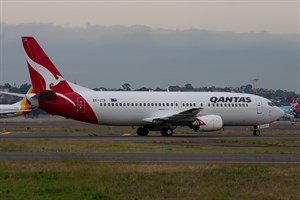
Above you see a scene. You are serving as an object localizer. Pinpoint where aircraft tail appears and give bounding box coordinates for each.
[18,87,35,114]
[22,37,73,94]
[288,96,296,104]
[21,37,98,124]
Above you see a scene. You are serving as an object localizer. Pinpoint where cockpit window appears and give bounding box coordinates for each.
[268,102,275,107]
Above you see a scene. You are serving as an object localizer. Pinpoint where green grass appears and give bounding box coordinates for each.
[0,138,300,154]
[0,161,299,200]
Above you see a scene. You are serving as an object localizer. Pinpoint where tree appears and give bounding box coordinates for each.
[185,83,193,90]
[169,85,181,91]
[244,84,253,94]
[3,83,11,89]
[122,83,131,91]
[20,83,31,94]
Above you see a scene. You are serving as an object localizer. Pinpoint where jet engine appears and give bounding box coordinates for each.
[190,115,223,131]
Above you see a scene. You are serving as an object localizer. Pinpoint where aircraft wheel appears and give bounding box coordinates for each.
[137,127,149,136]
[253,130,261,136]
[161,127,173,137]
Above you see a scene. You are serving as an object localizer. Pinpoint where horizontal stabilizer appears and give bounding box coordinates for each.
[38,90,57,101]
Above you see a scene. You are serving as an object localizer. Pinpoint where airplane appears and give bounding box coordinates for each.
[278,96,300,119]
[0,87,35,118]
[21,36,284,136]
[288,96,300,118]
[279,105,293,119]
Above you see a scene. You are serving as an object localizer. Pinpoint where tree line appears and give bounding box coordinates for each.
[1,82,299,105]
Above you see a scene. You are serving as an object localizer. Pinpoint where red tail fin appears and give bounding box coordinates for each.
[288,96,296,104]
[22,37,72,94]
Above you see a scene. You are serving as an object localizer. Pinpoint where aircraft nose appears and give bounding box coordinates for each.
[273,107,285,120]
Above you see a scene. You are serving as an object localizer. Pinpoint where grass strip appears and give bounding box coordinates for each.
[0,161,299,200]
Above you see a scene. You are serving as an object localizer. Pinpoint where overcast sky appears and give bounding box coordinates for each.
[1,0,299,34]
[0,0,299,92]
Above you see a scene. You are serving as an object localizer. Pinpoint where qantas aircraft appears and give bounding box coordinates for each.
[0,87,34,118]
[21,37,284,136]
[288,96,300,118]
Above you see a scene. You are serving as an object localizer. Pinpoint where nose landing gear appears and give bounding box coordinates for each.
[253,129,261,136]
[253,125,261,136]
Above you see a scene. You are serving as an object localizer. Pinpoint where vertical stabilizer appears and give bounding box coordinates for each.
[22,37,73,94]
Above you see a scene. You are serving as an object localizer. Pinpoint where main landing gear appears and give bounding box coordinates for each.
[160,127,173,137]
[137,127,149,136]
[253,125,261,136]
[136,126,174,137]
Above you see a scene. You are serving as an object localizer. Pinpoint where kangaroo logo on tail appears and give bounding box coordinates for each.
[25,53,65,90]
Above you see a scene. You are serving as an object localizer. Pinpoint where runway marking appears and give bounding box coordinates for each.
[122,133,132,136]
[1,131,11,135]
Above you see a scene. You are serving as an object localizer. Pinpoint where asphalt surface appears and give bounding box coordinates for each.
[0,116,299,163]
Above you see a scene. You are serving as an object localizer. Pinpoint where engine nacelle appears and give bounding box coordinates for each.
[190,115,223,131]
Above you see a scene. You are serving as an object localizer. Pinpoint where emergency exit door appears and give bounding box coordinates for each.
[256,98,263,114]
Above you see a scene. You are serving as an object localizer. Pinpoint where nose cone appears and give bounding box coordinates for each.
[273,107,285,120]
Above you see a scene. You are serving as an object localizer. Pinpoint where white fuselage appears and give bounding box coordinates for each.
[75,91,283,126]
[0,103,24,118]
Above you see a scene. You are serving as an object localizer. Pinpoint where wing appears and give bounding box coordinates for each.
[0,91,25,98]
[142,108,203,124]
[0,108,32,118]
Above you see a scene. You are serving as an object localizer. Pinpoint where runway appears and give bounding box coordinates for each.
[1,116,299,163]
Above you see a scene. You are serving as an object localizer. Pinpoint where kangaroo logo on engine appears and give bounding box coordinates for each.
[210,96,252,103]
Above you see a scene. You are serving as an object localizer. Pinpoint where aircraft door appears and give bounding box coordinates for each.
[77,97,85,113]
[256,98,263,114]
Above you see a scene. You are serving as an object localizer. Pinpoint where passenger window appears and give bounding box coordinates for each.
[135,103,138,106]
[171,103,173,107]
[163,103,165,107]
[100,103,103,106]
[104,103,106,106]
[108,103,110,106]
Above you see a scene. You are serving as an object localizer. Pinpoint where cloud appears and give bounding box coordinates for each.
[0,23,299,92]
